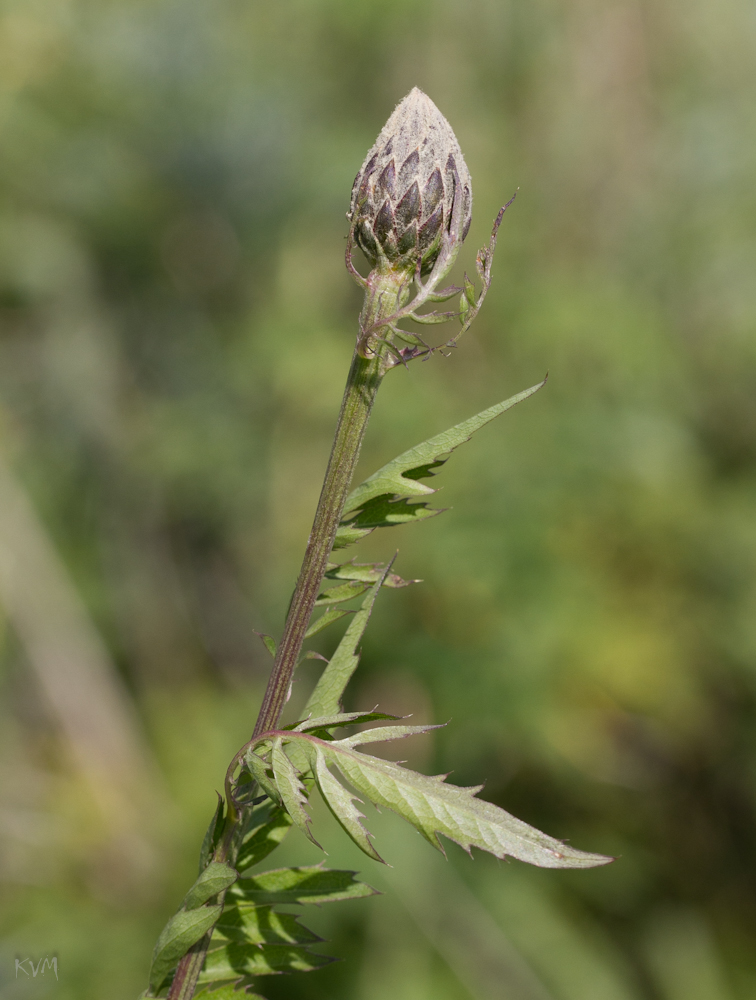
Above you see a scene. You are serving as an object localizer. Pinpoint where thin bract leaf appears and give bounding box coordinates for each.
[254,631,277,659]
[304,562,393,718]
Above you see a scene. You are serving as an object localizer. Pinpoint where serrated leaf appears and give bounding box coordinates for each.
[291,711,399,733]
[236,804,293,872]
[198,942,334,980]
[245,749,283,808]
[304,607,352,638]
[230,866,378,905]
[332,524,373,549]
[273,733,612,870]
[199,794,226,874]
[314,581,368,605]
[342,382,546,517]
[336,722,443,748]
[303,564,391,719]
[183,862,238,910]
[325,562,418,588]
[313,749,383,863]
[340,493,443,536]
[212,903,322,946]
[149,905,222,992]
[271,738,320,848]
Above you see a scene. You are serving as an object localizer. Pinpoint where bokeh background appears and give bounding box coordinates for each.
[1,0,756,997]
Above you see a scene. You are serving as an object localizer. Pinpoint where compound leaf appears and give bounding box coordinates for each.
[265,731,612,871]
[198,942,335,981]
[229,866,377,905]
[213,904,322,946]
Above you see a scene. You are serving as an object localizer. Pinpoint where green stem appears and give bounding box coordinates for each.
[253,266,407,740]
[252,348,385,736]
[164,266,405,1000]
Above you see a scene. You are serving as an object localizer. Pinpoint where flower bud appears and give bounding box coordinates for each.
[348,88,472,277]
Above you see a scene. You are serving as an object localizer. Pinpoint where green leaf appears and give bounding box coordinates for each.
[290,711,399,733]
[245,749,283,808]
[236,803,293,872]
[336,722,443,748]
[199,794,226,874]
[229,866,378,905]
[183,862,238,910]
[463,273,477,306]
[325,561,418,588]
[270,738,320,848]
[314,581,368,605]
[213,903,322,946]
[253,631,277,658]
[304,607,352,638]
[149,905,222,992]
[303,564,392,720]
[313,750,383,863]
[342,381,546,517]
[331,524,373,549]
[197,942,334,981]
[270,733,612,870]
[459,291,470,324]
[336,494,442,547]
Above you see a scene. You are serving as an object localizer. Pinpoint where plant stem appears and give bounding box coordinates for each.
[165,267,405,1000]
[252,267,407,740]
[252,349,385,736]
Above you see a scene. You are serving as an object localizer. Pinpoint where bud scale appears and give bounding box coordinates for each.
[348,88,472,277]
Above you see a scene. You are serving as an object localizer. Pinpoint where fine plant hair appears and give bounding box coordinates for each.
[141,87,612,1000]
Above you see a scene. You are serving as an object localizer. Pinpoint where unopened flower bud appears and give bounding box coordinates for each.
[348,88,472,277]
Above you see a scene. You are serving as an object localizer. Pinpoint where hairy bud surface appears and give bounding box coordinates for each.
[349,88,472,276]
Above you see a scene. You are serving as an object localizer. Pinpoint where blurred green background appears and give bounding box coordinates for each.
[1,0,755,997]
